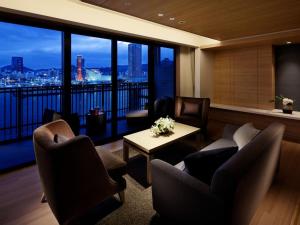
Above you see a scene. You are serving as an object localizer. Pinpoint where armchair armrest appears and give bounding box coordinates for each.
[151,159,224,225]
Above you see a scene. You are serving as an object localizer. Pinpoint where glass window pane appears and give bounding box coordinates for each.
[71,34,112,139]
[154,47,175,99]
[117,41,149,134]
[71,34,111,84]
[0,21,62,142]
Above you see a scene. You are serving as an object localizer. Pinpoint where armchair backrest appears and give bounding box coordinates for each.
[175,97,210,129]
[211,122,285,225]
[33,119,117,224]
[153,96,174,120]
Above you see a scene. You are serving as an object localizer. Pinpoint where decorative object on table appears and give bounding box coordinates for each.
[150,116,175,136]
[86,111,107,136]
[89,106,102,115]
[276,95,294,114]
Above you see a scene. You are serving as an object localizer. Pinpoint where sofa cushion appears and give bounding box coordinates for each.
[233,123,260,150]
[182,102,200,115]
[184,146,238,184]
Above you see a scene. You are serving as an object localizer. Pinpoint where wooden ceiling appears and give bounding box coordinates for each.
[81,0,300,41]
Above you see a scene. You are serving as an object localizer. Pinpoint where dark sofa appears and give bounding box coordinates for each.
[151,122,285,225]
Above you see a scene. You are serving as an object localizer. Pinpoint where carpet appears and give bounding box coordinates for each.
[95,139,208,225]
[97,175,155,225]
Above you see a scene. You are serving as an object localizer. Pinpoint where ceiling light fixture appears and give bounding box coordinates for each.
[169,17,175,21]
[158,13,164,17]
[286,41,292,44]
[178,20,186,24]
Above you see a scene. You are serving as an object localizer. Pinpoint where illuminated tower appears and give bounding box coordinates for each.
[11,57,24,73]
[128,44,142,78]
[76,55,84,81]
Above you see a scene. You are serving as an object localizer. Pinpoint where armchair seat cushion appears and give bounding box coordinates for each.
[95,147,127,179]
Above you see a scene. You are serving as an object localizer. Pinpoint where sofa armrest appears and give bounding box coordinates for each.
[151,159,224,225]
[222,124,239,140]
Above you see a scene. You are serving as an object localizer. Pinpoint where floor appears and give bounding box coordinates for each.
[1,140,300,225]
[0,119,145,172]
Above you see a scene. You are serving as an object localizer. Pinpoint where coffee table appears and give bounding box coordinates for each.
[123,122,200,184]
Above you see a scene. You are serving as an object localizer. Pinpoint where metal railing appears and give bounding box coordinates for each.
[0,82,148,142]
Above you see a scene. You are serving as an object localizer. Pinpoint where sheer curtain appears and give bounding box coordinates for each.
[177,46,195,97]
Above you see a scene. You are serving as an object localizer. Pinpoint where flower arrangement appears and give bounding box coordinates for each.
[276,95,294,114]
[150,116,175,136]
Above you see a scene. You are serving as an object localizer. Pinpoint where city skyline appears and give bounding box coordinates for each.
[0,22,173,70]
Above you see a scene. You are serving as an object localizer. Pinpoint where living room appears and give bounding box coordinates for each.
[1,0,300,225]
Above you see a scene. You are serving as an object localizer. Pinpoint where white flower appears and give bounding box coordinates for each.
[282,98,293,105]
[150,116,175,136]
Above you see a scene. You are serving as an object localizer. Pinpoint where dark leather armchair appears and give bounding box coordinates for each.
[33,119,126,225]
[153,96,174,120]
[175,97,210,132]
[151,122,285,225]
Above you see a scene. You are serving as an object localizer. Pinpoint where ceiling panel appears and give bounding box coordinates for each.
[81,0,300,41]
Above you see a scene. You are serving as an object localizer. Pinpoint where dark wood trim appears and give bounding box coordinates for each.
[62,32,71,117]
[148,44,155,122]
[111,39,118,136]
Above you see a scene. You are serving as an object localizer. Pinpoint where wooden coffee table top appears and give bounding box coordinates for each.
[123,122,200,154]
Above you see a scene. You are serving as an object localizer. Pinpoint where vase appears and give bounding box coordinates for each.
[282,104,293,114]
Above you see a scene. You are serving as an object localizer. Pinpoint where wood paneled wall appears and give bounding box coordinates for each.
[209,107,300,143]
[213,45,275,109]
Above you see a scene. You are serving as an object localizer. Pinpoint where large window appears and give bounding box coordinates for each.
[0,21,62,141]
[154,47,175,99]
[71,34,112,135]
[0,18,176,144]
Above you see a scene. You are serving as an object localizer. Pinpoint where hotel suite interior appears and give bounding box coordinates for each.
[1,0,300,225]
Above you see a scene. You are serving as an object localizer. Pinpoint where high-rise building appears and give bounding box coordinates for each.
[76,55,85,81]
[11,57,24,73]
[128,44,142,78]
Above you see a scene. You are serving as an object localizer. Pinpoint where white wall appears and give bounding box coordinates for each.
[0,0,219,47]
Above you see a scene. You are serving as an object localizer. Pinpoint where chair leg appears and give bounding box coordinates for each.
[41,193,47,203]
[118,191,125,203]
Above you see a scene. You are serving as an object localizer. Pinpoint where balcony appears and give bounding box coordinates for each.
[0,82,149,143]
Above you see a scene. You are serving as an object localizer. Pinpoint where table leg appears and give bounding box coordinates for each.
[146,154,153,184]
[123,142,129,162]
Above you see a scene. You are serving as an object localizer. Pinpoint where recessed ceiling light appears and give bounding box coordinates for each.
[169,17,175,21]
[286,41,292,44]
[178,20,186,24]
[158,13,164,17]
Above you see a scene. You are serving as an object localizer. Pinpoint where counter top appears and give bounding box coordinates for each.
[211,103,300,121]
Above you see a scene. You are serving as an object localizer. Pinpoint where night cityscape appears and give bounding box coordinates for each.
[0,44,174,87]
[0,21,174,145]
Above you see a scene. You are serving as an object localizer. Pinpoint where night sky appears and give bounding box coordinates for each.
[0,21,173,70]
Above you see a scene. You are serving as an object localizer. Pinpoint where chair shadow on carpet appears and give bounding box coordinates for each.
[79,196,123,225]
[126,141,199,188]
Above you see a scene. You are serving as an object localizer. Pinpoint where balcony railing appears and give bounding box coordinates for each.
[0,82,148,143]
